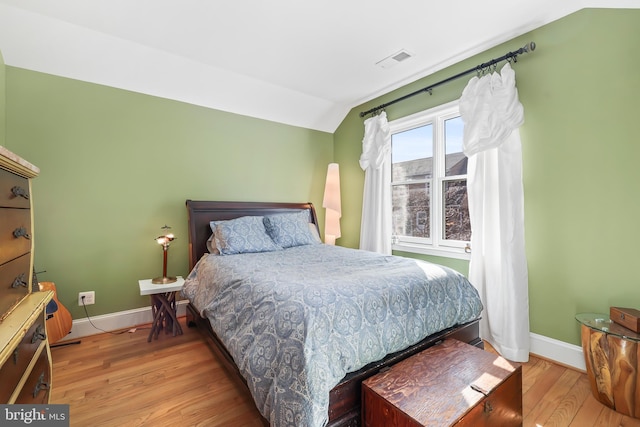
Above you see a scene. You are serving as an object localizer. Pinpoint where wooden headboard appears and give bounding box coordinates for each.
[185,200,320,270]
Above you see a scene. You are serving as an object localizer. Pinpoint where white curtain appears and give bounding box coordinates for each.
[459,63,530,362]
[359,111,392,254]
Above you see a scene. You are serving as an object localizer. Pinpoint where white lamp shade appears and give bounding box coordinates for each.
[322,163,341,243]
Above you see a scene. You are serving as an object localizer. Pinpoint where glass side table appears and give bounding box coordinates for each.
[576,312,640,418]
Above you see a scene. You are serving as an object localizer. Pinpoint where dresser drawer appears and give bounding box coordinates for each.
[0,208,32,265]
[0,253,31,321]
[14,347,51,404]
[0,310,47,403]
[0,168,31,209]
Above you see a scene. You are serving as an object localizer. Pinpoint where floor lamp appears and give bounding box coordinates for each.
[322,163,341,245]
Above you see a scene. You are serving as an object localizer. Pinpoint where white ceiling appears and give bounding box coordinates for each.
[0,0,638,132]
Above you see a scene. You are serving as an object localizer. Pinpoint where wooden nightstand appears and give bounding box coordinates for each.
[139,276,184,342]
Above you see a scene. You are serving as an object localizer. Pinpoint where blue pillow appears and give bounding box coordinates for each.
[263,211,320,248]
[210,216,281,255]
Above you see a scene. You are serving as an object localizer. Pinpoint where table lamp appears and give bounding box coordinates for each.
[152,225,177,284]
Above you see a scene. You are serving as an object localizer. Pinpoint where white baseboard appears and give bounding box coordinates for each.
[60,306,586,371]
[60,300,188,342]
[529,332,585,371]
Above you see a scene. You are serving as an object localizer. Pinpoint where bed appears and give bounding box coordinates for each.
[182,200,483,427]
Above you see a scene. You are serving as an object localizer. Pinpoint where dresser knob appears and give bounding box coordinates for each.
[31,324,46,343]
[13,227,31,240]
[11,273,28,288]
[11,185,30,200]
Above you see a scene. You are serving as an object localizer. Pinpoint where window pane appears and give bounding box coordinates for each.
[444,116,466,176]
[392,182,430,238]
[443,179,470,241]
[392,124,433,182]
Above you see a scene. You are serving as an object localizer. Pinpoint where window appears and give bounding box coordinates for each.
[390,100,470,258]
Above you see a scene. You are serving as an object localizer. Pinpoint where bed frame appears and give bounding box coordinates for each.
[184,200,482,427]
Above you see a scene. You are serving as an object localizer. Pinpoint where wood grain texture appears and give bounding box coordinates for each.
[38,281,73,345]
[610,336,637,417]
[361,339,522,427]
[51,319,264,427]
[581,324,640,418]
[51,322,640,427]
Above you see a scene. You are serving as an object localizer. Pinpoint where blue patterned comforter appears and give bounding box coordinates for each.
[181,244,482,427]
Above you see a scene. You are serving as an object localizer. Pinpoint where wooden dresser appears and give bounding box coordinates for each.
[0,146,53,404]
[362,339,522,426]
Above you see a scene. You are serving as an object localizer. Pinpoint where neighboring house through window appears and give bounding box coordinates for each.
[390,100,470,259]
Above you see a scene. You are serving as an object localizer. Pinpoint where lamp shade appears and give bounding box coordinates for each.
[322,163,341,244]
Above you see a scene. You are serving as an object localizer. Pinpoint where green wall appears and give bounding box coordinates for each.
[5,69,333,319]
[334,8,640,346]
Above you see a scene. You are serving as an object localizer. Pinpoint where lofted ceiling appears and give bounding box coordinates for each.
[0,0,638,132]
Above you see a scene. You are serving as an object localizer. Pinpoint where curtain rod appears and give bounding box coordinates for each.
[359,42,536,118]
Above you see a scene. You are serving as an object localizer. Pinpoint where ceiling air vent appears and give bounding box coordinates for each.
[376,49,414,69]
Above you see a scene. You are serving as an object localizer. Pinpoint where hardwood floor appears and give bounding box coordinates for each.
[511,352,640,427]
[51,318,640,427]
[51,319,263,427]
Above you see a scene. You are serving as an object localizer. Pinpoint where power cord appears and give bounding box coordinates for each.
[80,295,149,335]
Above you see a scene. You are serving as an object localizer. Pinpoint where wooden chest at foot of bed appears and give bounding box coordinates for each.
[361,339,522,427]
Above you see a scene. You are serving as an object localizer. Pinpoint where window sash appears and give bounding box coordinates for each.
[389,100,469,257]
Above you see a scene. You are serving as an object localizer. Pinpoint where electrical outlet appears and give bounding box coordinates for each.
[78,291,95,306]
